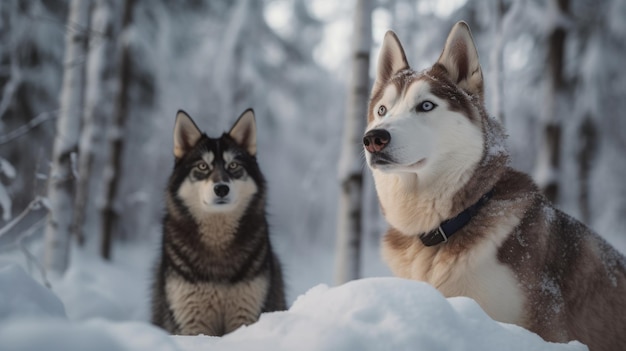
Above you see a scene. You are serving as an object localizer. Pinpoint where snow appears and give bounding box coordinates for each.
[0,264,64,319]
[0,258,588,351]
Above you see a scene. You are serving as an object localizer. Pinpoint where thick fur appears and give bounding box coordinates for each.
[365,22,626,350]
[151,109,286,336]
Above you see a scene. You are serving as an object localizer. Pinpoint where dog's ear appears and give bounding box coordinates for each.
[372,31,409,95]
[436,21,483,97]
[173,110,202,159]
[229,108,257,156]
[174,110,202,158]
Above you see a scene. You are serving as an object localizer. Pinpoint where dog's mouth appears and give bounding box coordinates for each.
[408,158,426,168]
[202,198,230,207]
[369,154,426,171]
[368,153,394,168]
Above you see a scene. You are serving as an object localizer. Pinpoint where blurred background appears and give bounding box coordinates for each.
[1,0,626,320]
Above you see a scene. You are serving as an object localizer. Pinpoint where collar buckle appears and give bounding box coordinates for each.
[437,226,448,243]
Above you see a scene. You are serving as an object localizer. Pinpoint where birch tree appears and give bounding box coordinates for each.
[100,0,135,260]
[73,0,119,248]
[43,0,92,273]
[335,0,372,285]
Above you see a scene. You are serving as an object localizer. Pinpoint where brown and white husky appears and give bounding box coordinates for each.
[363,21,626,350]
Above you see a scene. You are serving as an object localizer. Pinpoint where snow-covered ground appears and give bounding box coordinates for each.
[0,241,588,351]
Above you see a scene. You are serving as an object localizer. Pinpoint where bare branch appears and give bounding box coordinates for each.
[0,196,47,239]
[0,111,58,145]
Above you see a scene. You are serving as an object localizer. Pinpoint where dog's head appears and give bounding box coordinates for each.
[169,109,263,218]
[364,22,488,184]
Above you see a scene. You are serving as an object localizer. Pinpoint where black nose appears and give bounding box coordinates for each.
[214,184,230,198]
[363,129,391,153]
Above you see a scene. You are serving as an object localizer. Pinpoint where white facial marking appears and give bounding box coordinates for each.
[203,151,214,166]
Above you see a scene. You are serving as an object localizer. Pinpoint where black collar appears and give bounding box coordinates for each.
[419,190,494,247]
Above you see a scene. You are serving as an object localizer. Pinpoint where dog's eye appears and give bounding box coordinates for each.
[416,101,437,112]
[377,105,387,117]
[196,162,209,171]
[228,162,239,170]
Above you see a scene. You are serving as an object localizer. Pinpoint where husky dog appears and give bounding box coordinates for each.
[151,109,286,336]
[364,21,626,350]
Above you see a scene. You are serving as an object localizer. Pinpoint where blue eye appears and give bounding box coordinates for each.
[377,105,387,117]
[417,101,437,112]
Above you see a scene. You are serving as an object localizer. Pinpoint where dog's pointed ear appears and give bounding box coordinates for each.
[229,108,257,156]
[372,31,409,94]
[436,21,483,97]
[173,110,202,159]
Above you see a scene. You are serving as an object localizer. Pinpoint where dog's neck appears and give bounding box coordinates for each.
[373,168,468,236]
[419,188,494,246]
[166,194,260,252]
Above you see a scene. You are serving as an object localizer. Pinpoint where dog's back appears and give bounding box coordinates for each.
[498,171,626,348]
[485,169,626,348]
[151,109,286,336]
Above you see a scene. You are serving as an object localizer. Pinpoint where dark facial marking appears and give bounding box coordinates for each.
[424,65,477,122]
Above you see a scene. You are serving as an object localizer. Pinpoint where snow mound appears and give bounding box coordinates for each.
[0,264,65,319]
[52,248,152,322]
[0,318,179,351]
[0,264,587,351]
[175,278,587,351]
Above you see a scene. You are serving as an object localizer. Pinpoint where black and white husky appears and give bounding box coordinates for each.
[364,21,626,350]
[151,109,286,336]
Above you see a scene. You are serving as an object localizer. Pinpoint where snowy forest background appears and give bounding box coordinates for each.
[1,0,626,320]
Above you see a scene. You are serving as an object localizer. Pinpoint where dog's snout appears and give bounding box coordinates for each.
[363,129,391,153]
[214,184,230,198]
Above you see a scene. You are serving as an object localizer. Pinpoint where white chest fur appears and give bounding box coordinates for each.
[383,212,526,325]
[165,275,269,335]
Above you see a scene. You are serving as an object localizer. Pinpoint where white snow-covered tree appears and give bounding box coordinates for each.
[335,0,372,285]
[73,0,121,249]
[43,0,92,273]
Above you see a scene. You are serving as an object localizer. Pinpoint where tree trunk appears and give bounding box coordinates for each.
[535,0,568,204]
[43,0,91,274]
[490,0,506,124]
[100,0,135,260]
[577,115,598,223]
[334,0,372,285]
[73,0,118,248]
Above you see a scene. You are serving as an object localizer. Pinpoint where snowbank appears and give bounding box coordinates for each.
[175,278,586,351]
[0,264,65,319]
[0,263,587,351]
